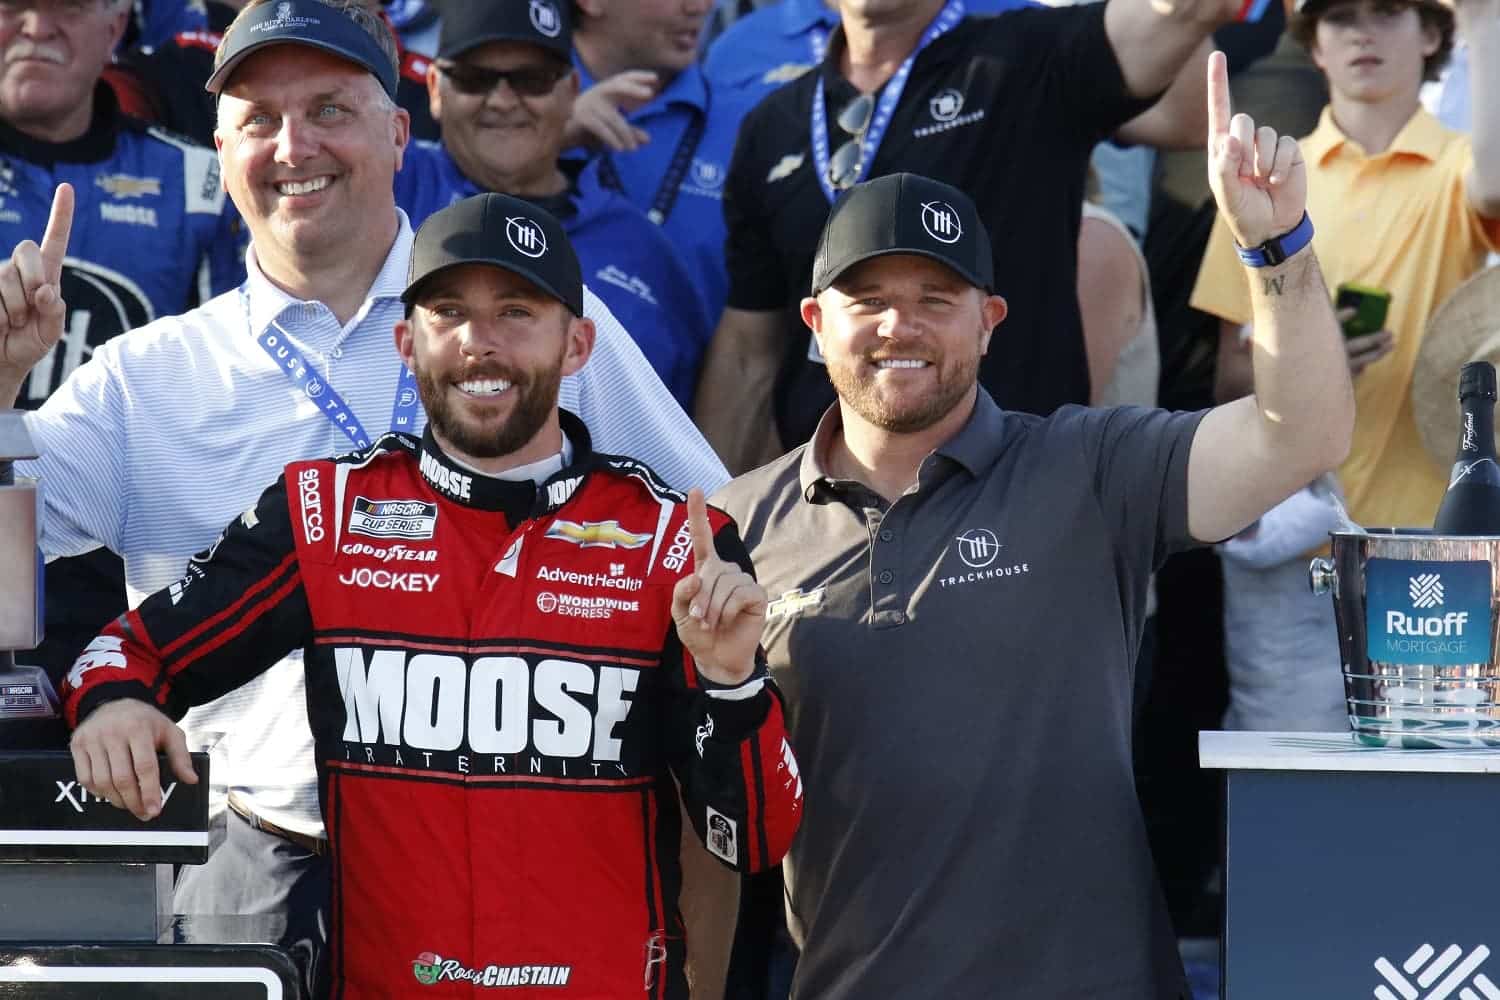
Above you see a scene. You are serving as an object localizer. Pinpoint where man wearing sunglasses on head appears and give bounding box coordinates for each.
[695,0,1267,475]
[394,1,711,409]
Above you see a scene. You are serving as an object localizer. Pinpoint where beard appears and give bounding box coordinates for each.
[825,344,980,434]
[416,350,565,460]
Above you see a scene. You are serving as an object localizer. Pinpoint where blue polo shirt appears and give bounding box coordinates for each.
[574,60,756,326]
[394,142,712,408]
[704,0,1037,100]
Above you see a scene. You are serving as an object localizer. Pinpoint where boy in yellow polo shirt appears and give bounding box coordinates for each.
[1192,0,1500,534]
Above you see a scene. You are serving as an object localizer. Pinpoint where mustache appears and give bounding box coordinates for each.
[5,40,66,65]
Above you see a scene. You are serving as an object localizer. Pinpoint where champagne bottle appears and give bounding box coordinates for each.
[1433,361,1500,534]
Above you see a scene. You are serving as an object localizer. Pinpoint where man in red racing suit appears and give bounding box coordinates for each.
[61,192,802,998]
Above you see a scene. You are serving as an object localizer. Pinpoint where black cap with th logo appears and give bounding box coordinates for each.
[402,193,583,317]
[811,172,994,296]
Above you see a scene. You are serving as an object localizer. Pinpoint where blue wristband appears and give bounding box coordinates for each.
[1236,212,1315,268]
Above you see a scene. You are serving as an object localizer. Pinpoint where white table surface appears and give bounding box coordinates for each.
[1198,730,1500,773]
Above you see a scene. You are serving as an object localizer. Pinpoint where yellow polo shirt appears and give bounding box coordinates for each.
[1191,107,1500,531]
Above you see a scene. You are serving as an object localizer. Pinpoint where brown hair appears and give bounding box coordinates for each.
[1290,0,1455,83]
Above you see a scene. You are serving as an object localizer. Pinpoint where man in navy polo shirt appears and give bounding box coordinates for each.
[394,1,711,407]
[571,0,759,326]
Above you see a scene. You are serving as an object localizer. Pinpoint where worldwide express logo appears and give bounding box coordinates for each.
[1365,559,1492,667]
[412,952,571,988]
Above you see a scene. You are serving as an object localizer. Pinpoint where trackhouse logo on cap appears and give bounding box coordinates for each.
[530,0,562,37]
[506,216,548,259]
[921,201,962,244]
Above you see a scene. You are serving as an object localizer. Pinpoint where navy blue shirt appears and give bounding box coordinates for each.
[703,0,1038,101]
[0,85,244,407]
[574,59,757,326]
[395,141,711,407]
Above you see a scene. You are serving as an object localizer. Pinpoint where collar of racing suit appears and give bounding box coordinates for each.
[0,80,123,166]
[416,408,600,520]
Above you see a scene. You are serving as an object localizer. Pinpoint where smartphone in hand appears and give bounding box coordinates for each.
[1336,283,1391,338]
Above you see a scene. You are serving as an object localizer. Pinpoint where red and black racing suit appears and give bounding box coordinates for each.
[63,416,803,999]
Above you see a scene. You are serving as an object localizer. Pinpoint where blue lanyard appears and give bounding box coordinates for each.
[810,0,965,205]
[246,288,419,450]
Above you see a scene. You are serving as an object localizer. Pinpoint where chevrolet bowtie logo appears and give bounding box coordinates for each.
[95,173,162,198]
[544,519,652,549]
[767,587,825,621]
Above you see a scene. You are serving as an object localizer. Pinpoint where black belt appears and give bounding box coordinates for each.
[227,791,327,856]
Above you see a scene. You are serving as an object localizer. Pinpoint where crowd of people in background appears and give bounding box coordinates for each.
[0,0,1493,997]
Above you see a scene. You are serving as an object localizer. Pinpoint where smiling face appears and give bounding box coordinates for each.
[214,44,410,280]
[802,253,1007,436]
[396,263,594,470]
[0,0,128,142]
[1310,0,1439,103]
[427,41,576,196]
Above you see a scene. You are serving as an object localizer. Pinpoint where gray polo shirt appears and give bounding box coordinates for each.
[715,390,1205,1000]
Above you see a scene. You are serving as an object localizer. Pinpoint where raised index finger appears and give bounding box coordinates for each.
[40,182,74,283]
[686,487,715,568]
[1206,50,1231,142]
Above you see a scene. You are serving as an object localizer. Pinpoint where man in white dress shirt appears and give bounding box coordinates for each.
[0,1,728,995]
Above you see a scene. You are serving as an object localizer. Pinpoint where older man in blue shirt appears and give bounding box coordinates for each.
[396,1,711,407]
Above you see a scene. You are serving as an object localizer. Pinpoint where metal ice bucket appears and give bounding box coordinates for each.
[1310,529,1500,747]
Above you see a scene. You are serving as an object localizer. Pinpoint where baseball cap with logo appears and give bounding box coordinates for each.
[438,0,571,62]
[206,0,398,97]
[402,193,583,317]
[811,172,994,296]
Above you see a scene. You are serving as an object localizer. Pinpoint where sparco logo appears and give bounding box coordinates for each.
[1374,942,1497,1000]
[298,468,325,542]
[1410,573,1444,609]
[921,200,962,244]
[663,520,694,572]
[336,648,639,760]
[341,543,438,563]
[537,566,643,591]
[412,950,572,988]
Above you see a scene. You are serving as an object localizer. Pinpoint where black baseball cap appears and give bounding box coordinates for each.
[438,0,571,62]
[402,193,584,317]
[206,0,399,98]
[811,173,994,296]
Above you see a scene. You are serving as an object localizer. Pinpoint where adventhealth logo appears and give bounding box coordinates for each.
[1374,942,1497,1000]
[1410,572,1445,609]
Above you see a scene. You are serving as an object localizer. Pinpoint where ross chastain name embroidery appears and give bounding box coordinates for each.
[939,562,1030,588]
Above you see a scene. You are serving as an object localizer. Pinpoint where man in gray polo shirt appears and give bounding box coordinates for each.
[714,54,1354,999]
